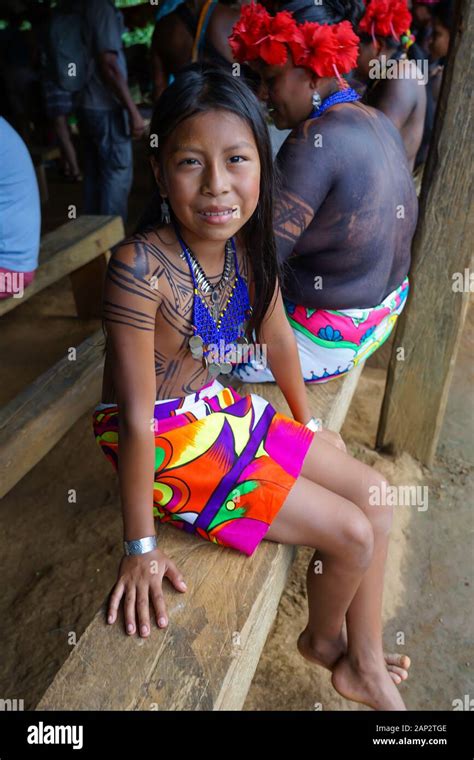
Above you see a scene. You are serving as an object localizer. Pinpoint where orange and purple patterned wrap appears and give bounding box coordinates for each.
[92,379,315,556]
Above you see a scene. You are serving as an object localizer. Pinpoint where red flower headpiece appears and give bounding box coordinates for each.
[359,0,412,43]
[229,1,360,85]
[288,20,360,79]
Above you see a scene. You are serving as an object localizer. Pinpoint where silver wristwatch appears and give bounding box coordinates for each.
[123,535,157,556]
[306,417,323,432]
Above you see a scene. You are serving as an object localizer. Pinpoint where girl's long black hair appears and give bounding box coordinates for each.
[134,62,281,343]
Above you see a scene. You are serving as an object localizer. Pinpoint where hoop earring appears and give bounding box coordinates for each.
[161,196,171,224]
[312,91,322,109]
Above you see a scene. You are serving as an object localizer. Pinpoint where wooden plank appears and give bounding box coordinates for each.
[0,216,124,317]
[37,534,296,711]
[0,330,105,499]
[376,0,473,465]
[35,365,363,711]
[70,251,111,319]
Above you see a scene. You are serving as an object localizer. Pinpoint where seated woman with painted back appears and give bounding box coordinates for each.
[355,0,427,172]
[229,0,418,385]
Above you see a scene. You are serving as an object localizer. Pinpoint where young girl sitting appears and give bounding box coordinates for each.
[92,63,411,711]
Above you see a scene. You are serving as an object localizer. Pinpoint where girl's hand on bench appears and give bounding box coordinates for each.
[106,548,188,638]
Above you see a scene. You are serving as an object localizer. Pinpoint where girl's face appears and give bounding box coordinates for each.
[151,110,260,244]
[430,18,450,60]
[256,58,317,129]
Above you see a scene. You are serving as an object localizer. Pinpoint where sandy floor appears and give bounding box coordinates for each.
[0,158,472,712]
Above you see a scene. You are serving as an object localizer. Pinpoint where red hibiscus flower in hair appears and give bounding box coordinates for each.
[229,2,359,77]
[228,2,272,62]
[260,10,299,65]
[327,20,360,74]
[229,2,298,66]
[288,20,360,77]
[359,0,412,40]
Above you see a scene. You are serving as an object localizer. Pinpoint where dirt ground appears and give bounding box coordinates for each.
[0,160,472,712]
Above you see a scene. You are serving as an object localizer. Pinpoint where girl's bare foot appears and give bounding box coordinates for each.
[384,652,411,684]
[297,628,411,684]
[331,653,407,710]
[338,628,411,684]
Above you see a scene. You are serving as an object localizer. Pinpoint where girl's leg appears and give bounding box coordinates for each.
[265,474,375,660]
[299,434,408,709]
[265,467,405,710]
[303,429,411,682]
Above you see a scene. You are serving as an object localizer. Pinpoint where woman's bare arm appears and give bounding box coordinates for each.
[258,279,311,425]
[103,240,162,541]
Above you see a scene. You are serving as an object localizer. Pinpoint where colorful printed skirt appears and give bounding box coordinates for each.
[233,276,409,384]
[92,379,315,557]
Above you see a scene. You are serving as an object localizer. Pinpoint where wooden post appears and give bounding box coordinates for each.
[376,0,473,466]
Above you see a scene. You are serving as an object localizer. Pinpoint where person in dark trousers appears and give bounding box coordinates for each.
[76,0,146,223]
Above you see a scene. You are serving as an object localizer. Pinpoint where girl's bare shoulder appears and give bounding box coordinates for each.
[109,224,188,292]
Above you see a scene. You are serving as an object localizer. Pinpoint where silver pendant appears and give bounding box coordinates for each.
[208,362,221,377]
[189,335,204,360]
[219,361,233,374]
[189,335,203,349]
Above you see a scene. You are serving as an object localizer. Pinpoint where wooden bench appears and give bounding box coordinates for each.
[0,330,105,500]
[0,215,124,318]
[35,362,364,711]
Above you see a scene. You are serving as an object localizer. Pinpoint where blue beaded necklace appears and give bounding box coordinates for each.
[172,219,252,376]
[310,86,361,119]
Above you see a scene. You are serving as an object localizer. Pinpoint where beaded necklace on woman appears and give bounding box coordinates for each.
[310,86,361,119]
[172,218,252,377]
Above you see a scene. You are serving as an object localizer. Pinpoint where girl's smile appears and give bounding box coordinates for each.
[196,205,239,224]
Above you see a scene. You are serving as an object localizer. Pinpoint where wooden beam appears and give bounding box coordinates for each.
[376,0,473,465]
[0,216,123,317]
[35,365,362,710]
[0,330,105,499]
